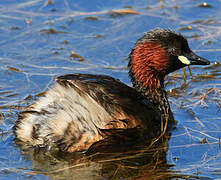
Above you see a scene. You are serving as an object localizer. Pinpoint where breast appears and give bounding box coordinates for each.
[14,74,157,152]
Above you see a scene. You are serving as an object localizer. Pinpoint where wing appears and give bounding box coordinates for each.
[56,73,157,130]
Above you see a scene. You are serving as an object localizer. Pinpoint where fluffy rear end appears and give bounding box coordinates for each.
[14,83,74,146]
[14,82,112,151]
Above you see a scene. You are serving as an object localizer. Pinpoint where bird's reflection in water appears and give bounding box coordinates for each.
[18,132,179,179]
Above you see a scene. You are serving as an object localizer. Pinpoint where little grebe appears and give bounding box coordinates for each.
[14,29,210,152]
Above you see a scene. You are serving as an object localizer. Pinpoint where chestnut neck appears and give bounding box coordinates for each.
[128,41,171,114]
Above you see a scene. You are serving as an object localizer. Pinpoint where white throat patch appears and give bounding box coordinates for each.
[178,55,190,65]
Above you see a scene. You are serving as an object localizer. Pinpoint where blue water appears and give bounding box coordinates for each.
[0,0,220,179]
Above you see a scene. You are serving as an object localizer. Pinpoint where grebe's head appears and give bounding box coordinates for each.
[129,29,210,90]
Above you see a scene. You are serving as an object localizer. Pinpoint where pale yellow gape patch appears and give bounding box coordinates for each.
[178,55,190,65]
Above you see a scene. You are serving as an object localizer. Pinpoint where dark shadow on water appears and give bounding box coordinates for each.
[15,132,211,180]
